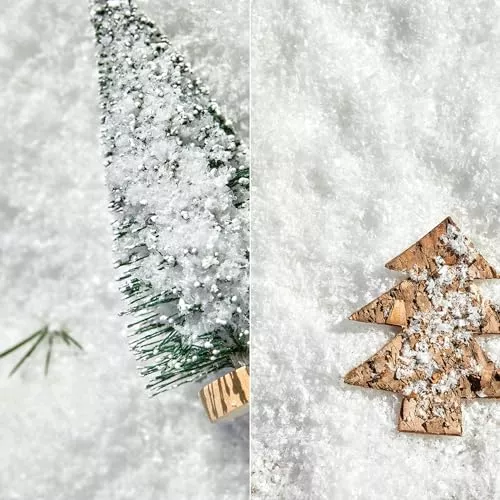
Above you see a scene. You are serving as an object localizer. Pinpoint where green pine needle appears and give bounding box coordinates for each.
[0,326,83,377]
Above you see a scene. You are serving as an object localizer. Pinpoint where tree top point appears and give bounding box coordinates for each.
[385,216,498,279]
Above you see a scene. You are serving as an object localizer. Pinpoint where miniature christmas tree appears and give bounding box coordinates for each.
[90,0,249,419]
[345,217,500,435]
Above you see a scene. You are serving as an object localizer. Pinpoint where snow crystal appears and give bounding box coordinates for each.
[441,223,478,263]
[409,267,428,282]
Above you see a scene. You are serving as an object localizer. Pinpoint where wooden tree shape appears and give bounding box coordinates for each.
[345,217,500,435]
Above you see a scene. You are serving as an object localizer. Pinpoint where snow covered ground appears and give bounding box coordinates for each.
[0,1,248,499]
[251,1,500,498]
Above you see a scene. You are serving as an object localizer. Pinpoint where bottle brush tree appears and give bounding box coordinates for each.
[345,217,500,435]
[90,0,249,420]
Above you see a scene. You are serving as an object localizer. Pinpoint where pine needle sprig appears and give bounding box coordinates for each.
[0,326,83,377]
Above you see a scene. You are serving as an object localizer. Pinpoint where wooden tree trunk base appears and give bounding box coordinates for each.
[199,366,250,423]
[398,394,462,436]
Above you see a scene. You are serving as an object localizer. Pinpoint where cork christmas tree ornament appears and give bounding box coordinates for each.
[345,217,500,436]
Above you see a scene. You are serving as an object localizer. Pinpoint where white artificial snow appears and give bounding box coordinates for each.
[251,0,500,498]
[0,0,248,498]
[441,223,478,262]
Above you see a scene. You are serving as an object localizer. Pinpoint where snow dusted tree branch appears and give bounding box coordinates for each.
[90,0,249,395]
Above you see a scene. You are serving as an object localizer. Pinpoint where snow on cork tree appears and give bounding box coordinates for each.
[345,217,500,435]
[90,0,249,421]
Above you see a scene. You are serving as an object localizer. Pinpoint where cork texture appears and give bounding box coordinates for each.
[345,218,500,435]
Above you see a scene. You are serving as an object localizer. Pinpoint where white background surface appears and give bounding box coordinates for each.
[0,1,248,499]
[251,1,500,498]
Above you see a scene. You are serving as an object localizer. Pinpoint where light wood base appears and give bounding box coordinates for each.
[199,366,250,422]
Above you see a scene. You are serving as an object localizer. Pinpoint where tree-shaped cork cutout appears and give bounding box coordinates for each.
[345,217,500,436]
